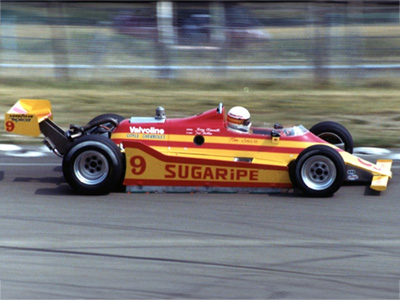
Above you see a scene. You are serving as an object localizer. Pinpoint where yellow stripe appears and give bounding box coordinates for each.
[113,133,317,149]
[149,146,298,166]
[175,134,323,149]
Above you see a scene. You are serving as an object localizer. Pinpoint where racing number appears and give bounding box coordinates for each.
[5,121,15,132]
[130,155,146,175]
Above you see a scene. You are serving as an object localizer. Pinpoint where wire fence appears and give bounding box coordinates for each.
[1,1,400,83]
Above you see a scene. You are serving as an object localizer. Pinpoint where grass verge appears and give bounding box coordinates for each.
[1,77,399,147]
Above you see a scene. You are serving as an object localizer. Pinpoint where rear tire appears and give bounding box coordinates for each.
[87,114,125,136]
[309,121,354,154]
[88,113,125,125]
[62,135,125,195]
[291,145,345,197]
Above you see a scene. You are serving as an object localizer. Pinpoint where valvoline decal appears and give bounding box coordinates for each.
[129,126,165,134]
[125,125,166,140]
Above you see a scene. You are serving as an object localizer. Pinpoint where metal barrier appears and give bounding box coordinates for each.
[1,1,399,82]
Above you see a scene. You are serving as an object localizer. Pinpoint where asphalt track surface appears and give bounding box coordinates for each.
[0,146,399,299]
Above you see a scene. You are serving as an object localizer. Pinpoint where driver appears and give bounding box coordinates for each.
[227,106,251,133]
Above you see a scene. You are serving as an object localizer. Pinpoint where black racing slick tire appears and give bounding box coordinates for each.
[309,121,354,154]
[87,114,125,136]
[88,113,125,126]
[62,135,125,195]
[291,145,345,197]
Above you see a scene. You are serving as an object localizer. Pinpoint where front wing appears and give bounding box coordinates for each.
[341,151,392,191]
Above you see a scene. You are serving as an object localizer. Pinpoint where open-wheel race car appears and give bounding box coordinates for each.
[5,99,392,197]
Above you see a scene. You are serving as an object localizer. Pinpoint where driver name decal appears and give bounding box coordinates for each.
[229,137,259,144]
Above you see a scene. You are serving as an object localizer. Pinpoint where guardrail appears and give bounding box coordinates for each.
[1,1,400,82]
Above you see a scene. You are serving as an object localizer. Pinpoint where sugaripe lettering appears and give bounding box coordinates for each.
[165,164,259,181]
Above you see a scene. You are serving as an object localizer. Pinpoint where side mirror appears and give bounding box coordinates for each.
[271,130,280,144]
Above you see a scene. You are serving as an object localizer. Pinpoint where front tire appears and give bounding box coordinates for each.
[62,135,125,195]
[309,121,354,154]
[291,145,345,197]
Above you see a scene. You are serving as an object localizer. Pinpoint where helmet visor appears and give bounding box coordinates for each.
[242,118,251,126]
[227,115,251,126]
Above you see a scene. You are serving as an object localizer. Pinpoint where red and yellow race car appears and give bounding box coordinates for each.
[5,99,392,196]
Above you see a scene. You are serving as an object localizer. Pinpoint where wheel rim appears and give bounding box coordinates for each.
[301,155,337,191]
[73,150,109,185]
[317,132,345,150]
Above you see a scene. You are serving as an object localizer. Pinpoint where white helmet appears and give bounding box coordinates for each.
[227,106,251,132]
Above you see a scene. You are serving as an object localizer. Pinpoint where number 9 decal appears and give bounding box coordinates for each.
[5,121,15,132]
[130,155,146,175]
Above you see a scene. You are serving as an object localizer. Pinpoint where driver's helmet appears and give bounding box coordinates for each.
[227,106,251,133]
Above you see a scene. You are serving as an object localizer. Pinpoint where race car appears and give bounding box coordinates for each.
[5,99,392,197]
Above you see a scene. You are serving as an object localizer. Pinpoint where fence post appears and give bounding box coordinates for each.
[156,1,174,78]
[210,1,227,77]
[0,15,19,66]
[311,3,330,86]
[47,2,69,80]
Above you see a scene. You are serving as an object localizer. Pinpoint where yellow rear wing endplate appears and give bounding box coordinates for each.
[4,99,52,137]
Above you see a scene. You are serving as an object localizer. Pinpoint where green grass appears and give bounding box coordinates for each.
[1,77,400,148]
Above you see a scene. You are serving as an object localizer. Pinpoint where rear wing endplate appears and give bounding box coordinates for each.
[5,99,71,156]
[5,99,53,137]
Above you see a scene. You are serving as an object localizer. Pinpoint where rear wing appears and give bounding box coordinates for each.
[5,99,53,137]
[5,99,71,156]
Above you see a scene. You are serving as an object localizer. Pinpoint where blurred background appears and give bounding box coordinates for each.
[1,0,399,83]
[1,0,400,147]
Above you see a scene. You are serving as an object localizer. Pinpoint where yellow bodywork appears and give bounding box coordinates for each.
[5,99,52,137]
[371,160,393,191]
[122,142,292,189]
